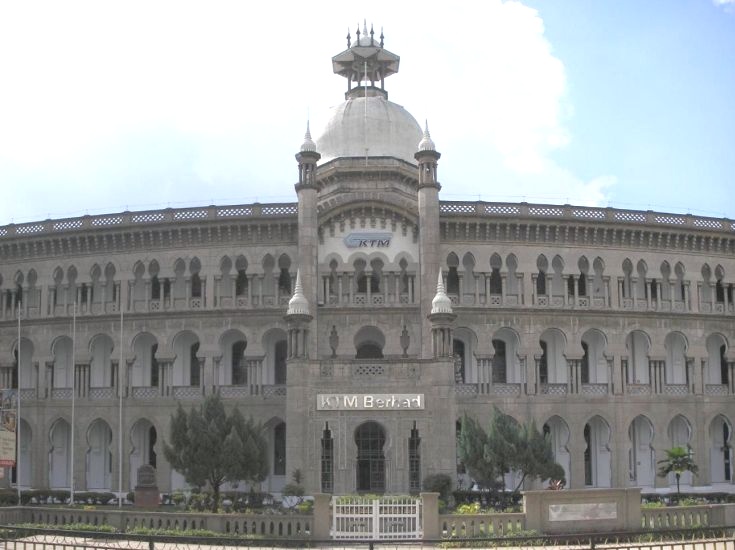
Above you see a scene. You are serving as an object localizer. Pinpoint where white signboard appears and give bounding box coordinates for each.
[548,502,617,522]
[317,393,424,411]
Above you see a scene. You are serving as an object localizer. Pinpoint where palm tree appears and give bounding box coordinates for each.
[657,446,698,499]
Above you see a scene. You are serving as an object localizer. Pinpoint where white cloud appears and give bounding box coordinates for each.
[0,0,616,223]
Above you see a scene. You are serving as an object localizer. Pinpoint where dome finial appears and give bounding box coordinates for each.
[380,27,384,47]
[418,119,436,152]
[370,23,374,46]
[346,28,351,48]
[431,270,453,315]
[300,120,317,152]
[287,269,310,316]
[355,23,360,42]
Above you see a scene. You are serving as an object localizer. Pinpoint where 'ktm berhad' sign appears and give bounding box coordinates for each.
[317,394,424,410]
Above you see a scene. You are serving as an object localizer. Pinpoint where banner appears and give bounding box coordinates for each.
[0,390,16,467]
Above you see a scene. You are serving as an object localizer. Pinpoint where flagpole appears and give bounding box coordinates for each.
[16,302,21,503]
[118,305,124,508]
[70,303,76,506]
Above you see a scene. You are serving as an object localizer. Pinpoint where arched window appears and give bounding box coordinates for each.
[408,423,421,493]
[273,422,286,476]
[232,341,247,385]
[446,253,460,295]
[537,272,547,295]
[489,268,502,295]
[191,273,202,298]
[356,343,383,359]
[277,255,292,295]
[539,341,548,384]
[150,344,159,386]
[453,339,466,383]
[274,340,287,384]
[578,272,587,296]
[189,342,200,386]
[355,422,386,493]
[151,275,161,300]
[492,339,506,383]
[581,342,590,384]
[721,344,729,385]
[321,423,334,493]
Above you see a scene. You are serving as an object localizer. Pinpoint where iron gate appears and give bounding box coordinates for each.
[331,495,422,540]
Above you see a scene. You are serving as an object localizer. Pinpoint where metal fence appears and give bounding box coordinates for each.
[1,525,734,550]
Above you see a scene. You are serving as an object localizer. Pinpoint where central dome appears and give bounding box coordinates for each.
[315,93,422,166]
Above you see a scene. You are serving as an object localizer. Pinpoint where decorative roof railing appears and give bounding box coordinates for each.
[1,200,732,240]
[438,201,735,233]
[0,203,299,239]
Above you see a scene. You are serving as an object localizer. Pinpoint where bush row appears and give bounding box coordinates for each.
[0,490,119,506]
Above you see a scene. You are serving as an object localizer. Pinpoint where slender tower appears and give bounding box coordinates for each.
[294,123,320,357]
[415,123,442,358]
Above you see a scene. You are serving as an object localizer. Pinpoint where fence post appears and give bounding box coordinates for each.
[421,492,440,540]
[312,493,331,540]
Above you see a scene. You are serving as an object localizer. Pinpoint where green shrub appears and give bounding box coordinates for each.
[455,502,482,514]
[295,500,313,514]
[170,490,186,507]
[422,473,453,501]
[0,490,18,506]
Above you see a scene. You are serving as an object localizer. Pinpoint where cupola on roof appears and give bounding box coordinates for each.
[314,23,423,166]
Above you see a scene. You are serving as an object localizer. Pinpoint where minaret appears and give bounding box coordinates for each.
[284,269,312,359]
[294,122,320,358]
[428,270,456,358]
[416,122,442,358]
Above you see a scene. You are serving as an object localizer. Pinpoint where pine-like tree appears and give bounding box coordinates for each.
[458,407,564,497]
[163,393,267,511]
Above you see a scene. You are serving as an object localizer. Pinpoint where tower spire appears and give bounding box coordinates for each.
[332,23,399,98]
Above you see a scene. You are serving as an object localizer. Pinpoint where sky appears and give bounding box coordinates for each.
[0,0,733,226]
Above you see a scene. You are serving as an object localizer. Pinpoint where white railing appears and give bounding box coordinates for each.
[438,201,735,234]
[0,202,298,239]
[331,496,422,541]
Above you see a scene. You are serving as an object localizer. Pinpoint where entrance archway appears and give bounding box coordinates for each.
[355,421,386,493]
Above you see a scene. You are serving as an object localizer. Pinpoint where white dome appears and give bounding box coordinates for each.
[315,95,422,165]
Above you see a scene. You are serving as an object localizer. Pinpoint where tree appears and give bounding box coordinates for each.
[458,413,502,491]
[458,408,564,496]
[163,394,268,511]
[657,446,698,497]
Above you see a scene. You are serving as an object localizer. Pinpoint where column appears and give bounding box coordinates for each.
[520,273,528,306]
[41,285,50,317]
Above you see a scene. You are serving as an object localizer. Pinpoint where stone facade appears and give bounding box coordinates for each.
[0,30,734,496]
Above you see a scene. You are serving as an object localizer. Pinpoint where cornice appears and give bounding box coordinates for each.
[440,201,735,255]
[0,204,299,262]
